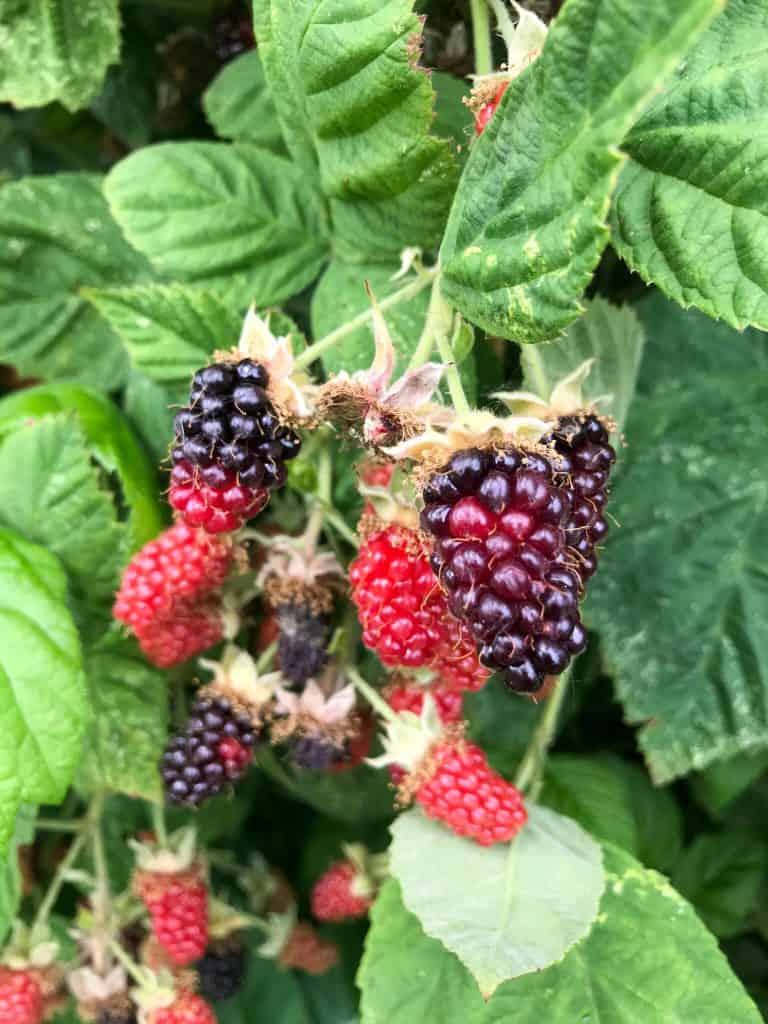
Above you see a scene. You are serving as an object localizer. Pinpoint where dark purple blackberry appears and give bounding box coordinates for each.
[276,602,330,686]
[170,358,301,506]
[196,937,247,1002]
[290,734,350,770]
[421,447,587,694]
[544,414,616,582]
[213,4,255,62]
[161,694,259,807]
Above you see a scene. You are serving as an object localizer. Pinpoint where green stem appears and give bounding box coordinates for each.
[255,640,277,674]
[109,941,150,988]
[323,508,359,548]
[34,818,85,833]
[293,271,436,371]
[407,272,451,371]
[150,803,168,849]
[470,0,493,75]
[347,668,397,723]
[302,445,332,558]
[514,666,573,799]
[32,820,90,933]
[435,320,471,416]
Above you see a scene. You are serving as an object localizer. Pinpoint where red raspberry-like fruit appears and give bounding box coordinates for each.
[169,460,268,534]
[384,681,464,724]
[358,459,394,489]
[350,524,461,669]
[422,447,586,695]
[311,860,373,922]
[432,635,490,692]
[278,922,339,975]
[0,968,42,1024]
[114,523,232,667]
[135,867,209,966]
[474,81,509,134]
[415,739,527,846]
[148,993,215,1024]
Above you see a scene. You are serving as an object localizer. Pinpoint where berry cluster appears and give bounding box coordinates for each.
[113,524,232,668]
[421,447,586,694]
[384,680,464,724]
[149,993,215,1024]
[311,861,373,922]
[134,867,209,967]
[161,694,259,807]
[169,359,301,533]
[544,414,615,583]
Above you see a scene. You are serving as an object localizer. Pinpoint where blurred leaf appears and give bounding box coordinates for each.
[541,755,638,854]
[203,50,286,151]
[692,751,768,817]
[431,72,472,160]
[390,806,604,995]
[463,676,538,777]
[90,23,158,148]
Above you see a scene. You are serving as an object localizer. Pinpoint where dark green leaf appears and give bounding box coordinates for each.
[692,751,768,817]
[203,50,285,151]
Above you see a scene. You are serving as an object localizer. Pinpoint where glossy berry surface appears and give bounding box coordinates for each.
[150,993,216,1024]
[422,447,587,694]
[474,81,509,135]
[161,695,258,807]
[384,681,464,724]
[311,860,372,922]
[0,968,43,1024]
[544,414,616,582]
[196,939,247,1002]
[136,867,209,966]
[415,740,527,846]
[114,523,232,667]
[169,358,300,533]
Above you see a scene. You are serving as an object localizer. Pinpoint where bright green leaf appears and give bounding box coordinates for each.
[253,0,459,260]
[77,631,168,802]
[439,0,721,342]
[611,0,768,331]
[0,385,163,553]
[0,0,120,112]
[203,50,285,151]
[104,142,328,306]
[389,805,604,995]
[586,339,768,782]
[0,529,86,849]
[0,174,152,389]
[520,297,645,431]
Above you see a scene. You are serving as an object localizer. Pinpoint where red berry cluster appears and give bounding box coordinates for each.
[311,861,372,922]
[384,680,464,724]
[135,867,209,967]
[421,447,587,694]
[113,523,232,668]
[0,967,42,1024]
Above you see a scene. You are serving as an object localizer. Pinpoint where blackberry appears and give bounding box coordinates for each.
[544,414,616,582]
[97,1004,137,1024]
[213,4,255,62]
[196,938,247,1002]
[421,447,587,694]
[161,695,259,806]
[169,359,301,533]
[290,734,350,771]
[276,601,330,685]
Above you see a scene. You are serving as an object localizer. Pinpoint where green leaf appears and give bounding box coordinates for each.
[0,385,163,553]
[692,751,768,817]
[389,805,604,996]
[124,371,177,466]
[90,23,157,149]
[0,174,152,389]
[673,830,768,938]
[611,0,768,330]
[253,0,459,260]
[0,810,32,944]
[311,262,432,376]
[0,416,127,616]
[359,879,485,1024]
[104,142,328,306]
[203,50,285,151]
[432,72,472,161]
[0,529,86,849]
[77,631,168,801]
[439,0,721,343]
[0,0,120,112]
[520,297,646,431]
[586,327,768,782]
[611,757,683,873]
[86,283,243,388]
[258,748,394,825]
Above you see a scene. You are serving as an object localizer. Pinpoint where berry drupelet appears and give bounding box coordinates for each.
[275,601,330,686]
[169,359,301,533]
[161,694,259,807]
[196,938,247,1003]
[421,447,587,694]
[543,414,616,583]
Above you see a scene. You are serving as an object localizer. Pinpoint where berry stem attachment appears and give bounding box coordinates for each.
[151,802,168,850]
[514,666,573,799]
[347,668,398,724]
[292,269,437,371]
[470,0,493,75]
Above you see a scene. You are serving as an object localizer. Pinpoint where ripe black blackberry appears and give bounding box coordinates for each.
[169,359,301,533]
[196,937,247,1002]
[161,694,259,806]
[544,414,615,582]
[276,601,330,685]
[290,734,350,770]
[421,447,587,694]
